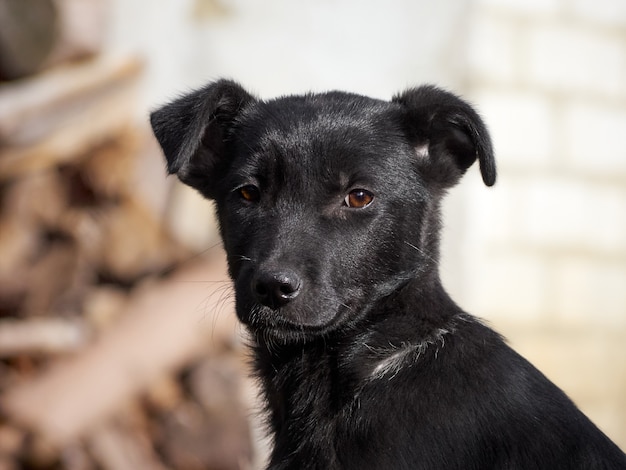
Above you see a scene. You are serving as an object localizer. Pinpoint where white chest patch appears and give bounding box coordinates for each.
[415,143,430,160]
[368,325,453,381]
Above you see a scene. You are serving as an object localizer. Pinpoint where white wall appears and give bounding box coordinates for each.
[461,0,626,442]
[461,0,626,328]
[106,0,471,101]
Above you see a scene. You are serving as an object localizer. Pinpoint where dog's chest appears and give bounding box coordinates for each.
[266,345,351,419]
[256,339,430,469]
[255,344,366,465]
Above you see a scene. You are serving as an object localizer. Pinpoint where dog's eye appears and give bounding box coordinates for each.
[238,185,260,202]
[344,189,374,208]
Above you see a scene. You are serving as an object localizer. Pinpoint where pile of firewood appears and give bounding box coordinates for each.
[0,5,257,468]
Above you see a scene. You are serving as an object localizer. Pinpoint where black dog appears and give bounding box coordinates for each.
[151,80,626,469]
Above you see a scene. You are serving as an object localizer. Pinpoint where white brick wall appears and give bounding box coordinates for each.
[570,0,626,27]
[520,178,626,253]
[473,90,555,167]
[563,100,626,175]
[478,0,560,15]
[525,23,626,97]
[459,4,626,441]
[466,12,518,84]
[461,249,550,321]
[554,257,626,327]
[456,1,626,331]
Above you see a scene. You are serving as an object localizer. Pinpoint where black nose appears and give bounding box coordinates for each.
[252,269,302,309]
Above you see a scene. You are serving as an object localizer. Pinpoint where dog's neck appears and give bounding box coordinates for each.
[252,277,461,401]
[251,278,463,463]
[344,277,461,372]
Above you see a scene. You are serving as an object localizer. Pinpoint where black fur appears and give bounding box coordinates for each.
[151,80,626,469]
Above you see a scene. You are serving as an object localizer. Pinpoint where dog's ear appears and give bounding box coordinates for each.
[150,79,255,198]
[392,85,496,187]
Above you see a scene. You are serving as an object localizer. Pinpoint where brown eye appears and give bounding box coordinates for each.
[239,185,260,202]
[344,189,374,208]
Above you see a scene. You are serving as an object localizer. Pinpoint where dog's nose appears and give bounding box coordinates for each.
[252,270,301,309]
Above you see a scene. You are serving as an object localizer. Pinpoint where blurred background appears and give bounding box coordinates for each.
[0,0,624,468]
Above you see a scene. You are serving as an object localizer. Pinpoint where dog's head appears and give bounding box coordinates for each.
[151,80,494,342]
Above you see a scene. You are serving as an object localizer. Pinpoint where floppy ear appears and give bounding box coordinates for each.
[150,79,255,198]
[392,85,496,187]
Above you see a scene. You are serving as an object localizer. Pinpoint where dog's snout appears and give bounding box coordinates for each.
[253,269,302,309]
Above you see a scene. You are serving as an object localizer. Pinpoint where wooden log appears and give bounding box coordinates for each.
[0,0,109,80]
[0,54,141,146]
[82,287,128,332]
[76,130,139,200]
[0,318,89,356]
[0,168,67,228]
[20,239,88,318]
[0,55,143,180]
[0,219,38,310]
[0,169,68,312]
[43,0,110,69]
[172,356,254,469]
[57,443,95,470]
[53,197,187,285]
[0,0,57,80]
[88,423,169,470]
[0,424,25,456]
[0,253,238,445]
[96,198,188,283]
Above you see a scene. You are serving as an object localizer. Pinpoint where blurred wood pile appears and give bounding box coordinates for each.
[0,2,255,468]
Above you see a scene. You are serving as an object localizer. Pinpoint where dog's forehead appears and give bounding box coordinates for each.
[233,93,407,177]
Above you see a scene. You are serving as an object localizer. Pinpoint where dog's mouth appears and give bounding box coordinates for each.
[237,299,356,342]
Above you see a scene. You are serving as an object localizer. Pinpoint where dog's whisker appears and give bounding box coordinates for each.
[339,302,353,312]
[403,240,438,266]
[232,254,255,263]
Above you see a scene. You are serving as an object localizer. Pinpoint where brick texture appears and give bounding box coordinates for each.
[462,2,626,328]
[457,1,626,447]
